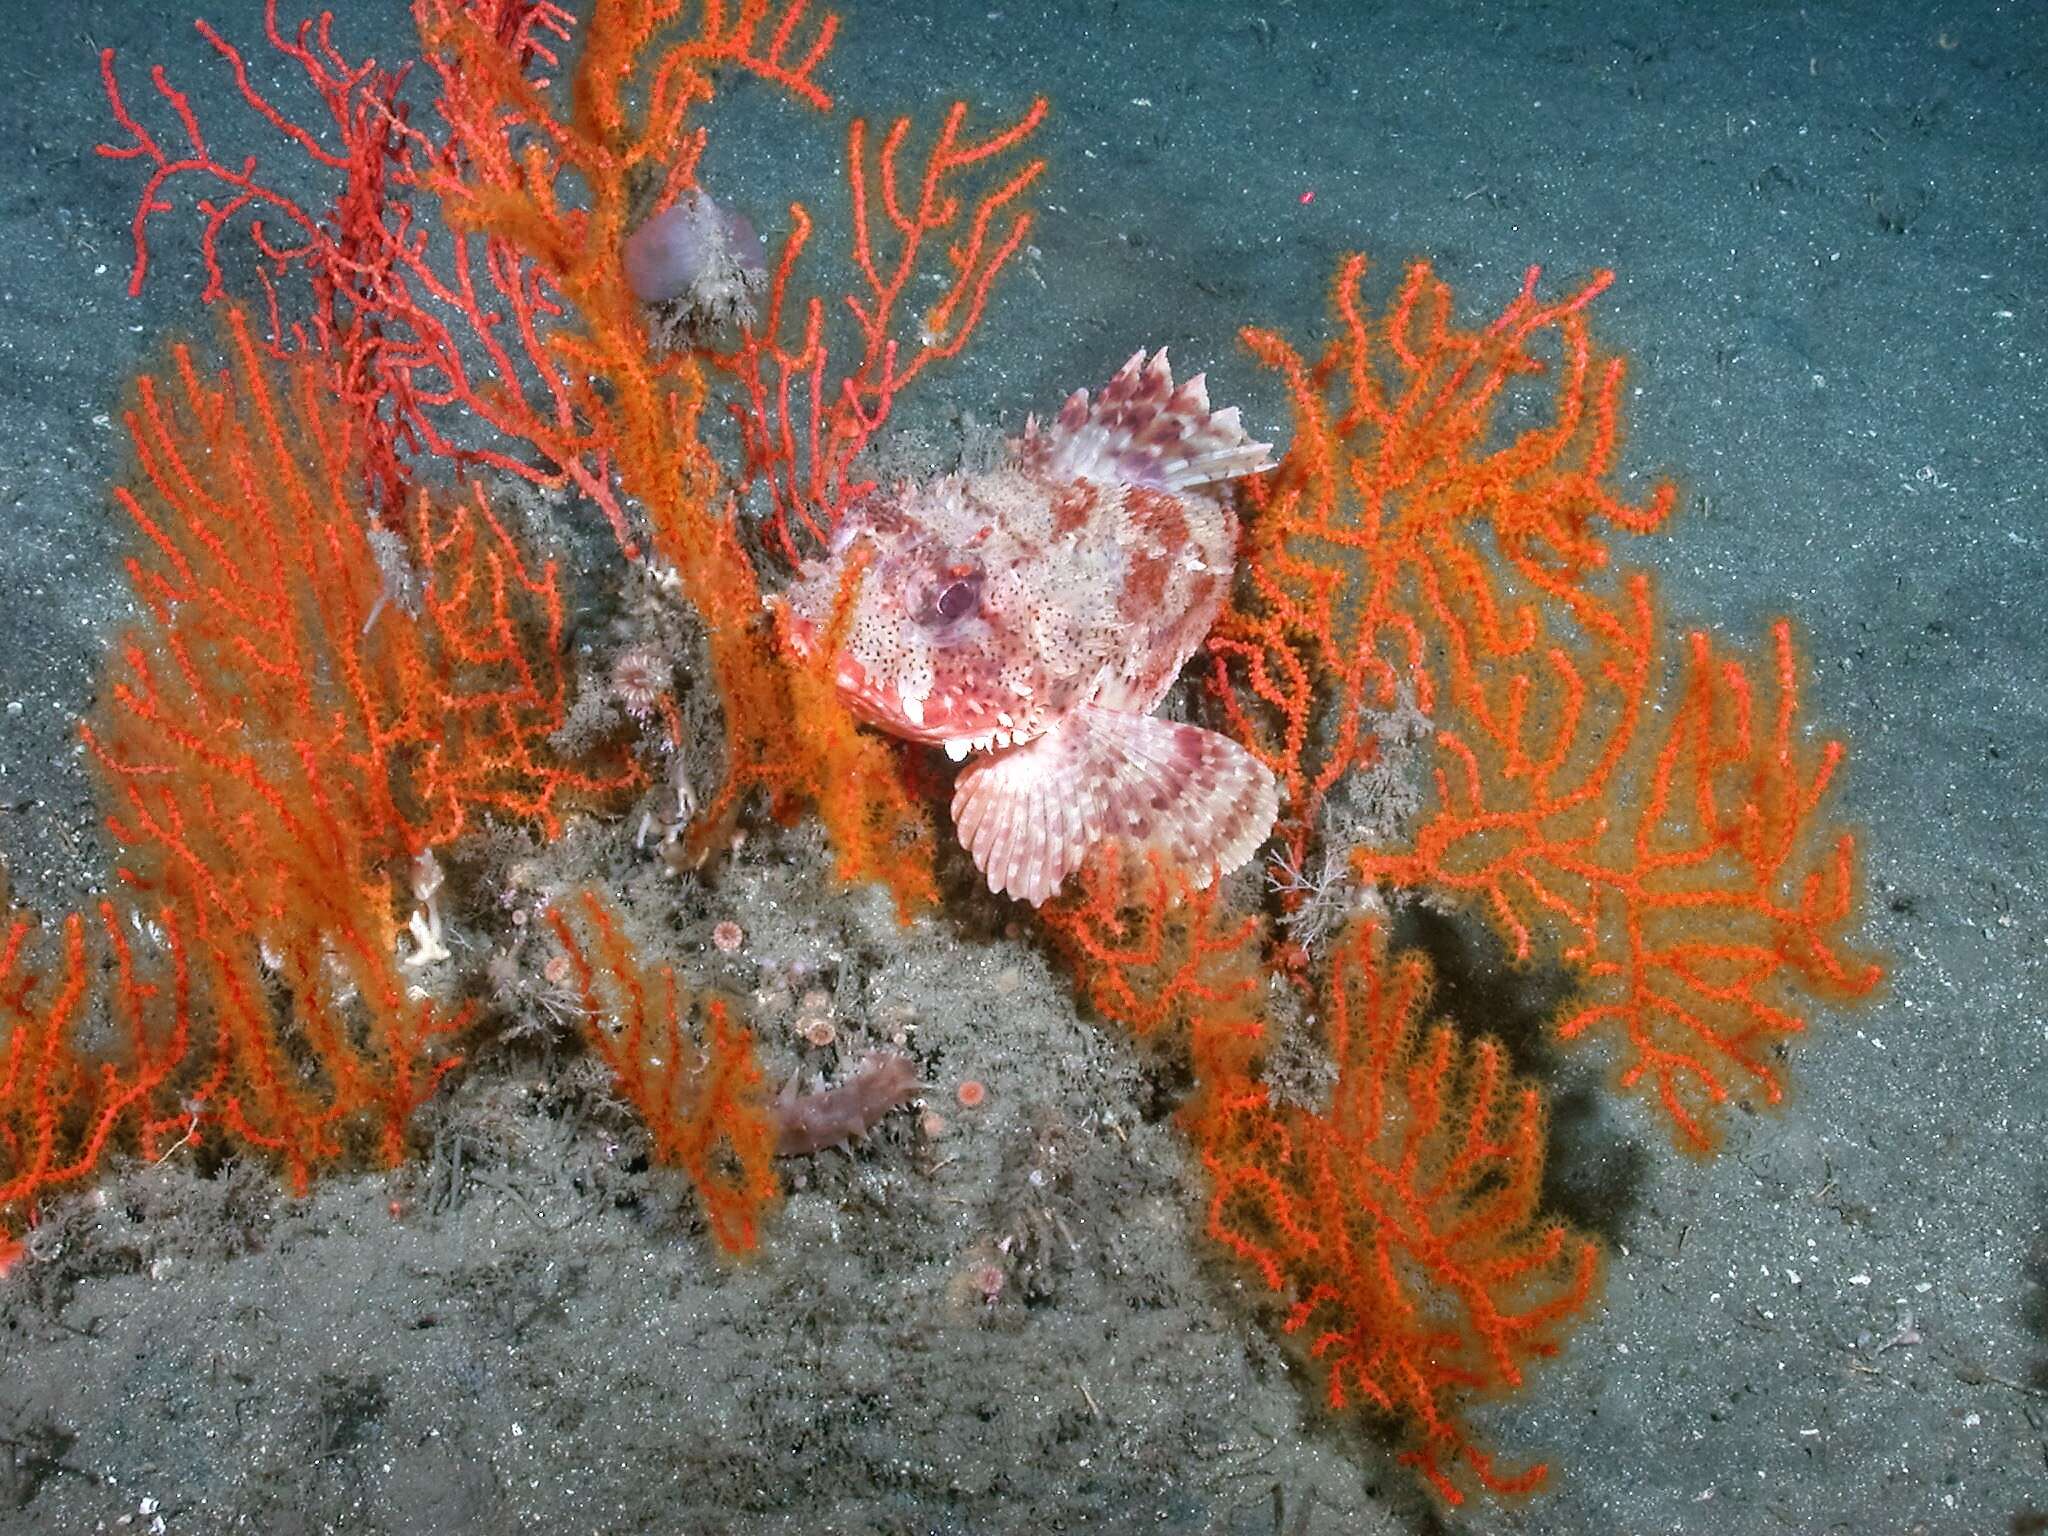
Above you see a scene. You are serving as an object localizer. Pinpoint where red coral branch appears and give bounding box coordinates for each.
[98,1,590,522]
[718,95,1047,565]
[97,0,843,545]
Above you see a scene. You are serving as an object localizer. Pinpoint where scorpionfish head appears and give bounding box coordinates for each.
[776,471,1121,760]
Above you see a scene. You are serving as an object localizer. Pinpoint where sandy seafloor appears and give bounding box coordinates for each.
[0,0,2042,1532]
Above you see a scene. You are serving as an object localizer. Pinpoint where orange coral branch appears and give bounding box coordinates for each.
[1216,255,1879,1151]
[79,303,618,1187]
[545,887,779,1255]
[720,96,1047,564]
[1042,849,1263,1051]
[0,904,197,1269]
[97,0,1032,920]
[1213,256,1677,886]
[1045,857,1598,1506]
[1199,921,1600,1505]
[418,0,949,916]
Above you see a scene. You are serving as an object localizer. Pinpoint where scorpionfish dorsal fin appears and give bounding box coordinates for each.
[1022,347,1275,493]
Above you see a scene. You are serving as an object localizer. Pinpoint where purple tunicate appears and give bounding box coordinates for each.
[622,190,765,305]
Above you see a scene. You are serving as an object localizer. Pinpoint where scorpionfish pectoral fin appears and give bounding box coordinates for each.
[950,703,1279,906]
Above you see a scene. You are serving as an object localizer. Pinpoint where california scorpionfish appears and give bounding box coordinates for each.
[779,348,1280,905]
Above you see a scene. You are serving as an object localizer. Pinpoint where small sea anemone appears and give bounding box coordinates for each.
[800,1016,837,1049]
[610,645,669,718]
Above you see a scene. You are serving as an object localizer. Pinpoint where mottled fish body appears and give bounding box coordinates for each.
[779,349,1279,904]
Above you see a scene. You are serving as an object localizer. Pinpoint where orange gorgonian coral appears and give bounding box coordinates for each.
[545,887,779,1254]
[1214,254,1882,1153]
[1047,254,1880,1502]
[99,0,1046,917]
[3,0,1044,1265]
[1199,919,1600,1504]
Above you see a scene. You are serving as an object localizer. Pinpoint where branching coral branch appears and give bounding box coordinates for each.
[81,303,622,1187]
[0,903,198,1272]
[1201,920,1600,1505]
[1213,255,1879,1151]
[1044,855,1598,1505]
[1210,256,1675,890]
[719,95,1047,565]
[545,886,778,1254]
[1360,603,1881,1151]
[98,0,993,916]
[98,0,585,520]
[414,0,1014,910]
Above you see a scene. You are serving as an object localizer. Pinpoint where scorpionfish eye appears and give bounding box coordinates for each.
[914,564,984,628]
